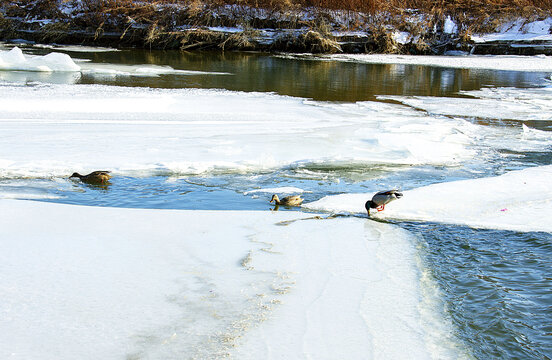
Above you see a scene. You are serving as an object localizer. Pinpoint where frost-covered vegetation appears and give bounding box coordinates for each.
[1,0,551,53]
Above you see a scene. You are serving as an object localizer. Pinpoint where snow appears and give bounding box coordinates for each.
[324,53,552,72]
[1,45,551,359]
[471,18,552,43]
[80,63,232,78]
[393,31,411,44]
[0,199,465,359]
[443,16,458,34]
[381,86,552,121]
[0,83,489,178]
[304,165,552,233]
[244,186,307,195]
[0,47,80,72]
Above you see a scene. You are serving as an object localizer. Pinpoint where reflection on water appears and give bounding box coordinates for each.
[5,45,550,101]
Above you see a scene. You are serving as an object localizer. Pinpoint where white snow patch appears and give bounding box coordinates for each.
[323,53,552,72]
[0,47,80,72]
[0,200,466,359]
[0,83,494,178]
[304,165,552,233]
[472,18,552,43]
[244,186,306,195]
[381,85,552,121]
[444,16,458,34]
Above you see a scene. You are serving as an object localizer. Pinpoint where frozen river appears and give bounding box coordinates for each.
[1,44,551,359]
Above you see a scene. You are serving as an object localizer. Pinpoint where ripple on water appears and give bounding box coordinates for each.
[401,223,552,359]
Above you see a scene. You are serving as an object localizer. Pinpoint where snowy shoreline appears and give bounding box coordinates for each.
[0,199,465,359]
[1,2,551,55]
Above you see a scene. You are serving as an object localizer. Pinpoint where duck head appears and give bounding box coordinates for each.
[365,200,376,216]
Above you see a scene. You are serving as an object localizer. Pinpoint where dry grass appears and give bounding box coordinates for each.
[0,0,550,53]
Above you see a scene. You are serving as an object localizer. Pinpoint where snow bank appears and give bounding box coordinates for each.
[305,165,552,233]
[472,18,552,43]
[0,83,490,178]
[382,88,552,122]
[381,85,552,121]
[0,47,80,72]
[0,200,465,359]
[323,53,552,72]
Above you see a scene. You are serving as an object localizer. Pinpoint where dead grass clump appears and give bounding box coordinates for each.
[145,21,163,47]
[1,0,64,19]
[302,30,341,53]
[368,23,399,53]
[0,13,17,38]
[272,30,341,53]
[219,30,256,50]
[39,21,71,42]
[179,28,226,50]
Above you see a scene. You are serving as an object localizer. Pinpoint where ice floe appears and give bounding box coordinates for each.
[0,47,231,80]
[323,53,552,72]
[305,165,552,233]
[0,83,487,178]
[381,85,552,121]
[0,47,80,72]
[244,186,306,195]
[0,80,551,179]
[0,199,466,359]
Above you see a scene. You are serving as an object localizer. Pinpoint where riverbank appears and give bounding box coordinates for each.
[1,0,551,55]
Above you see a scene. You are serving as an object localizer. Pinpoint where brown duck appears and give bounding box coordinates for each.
[270,194,303,207]
[70,171,111,184]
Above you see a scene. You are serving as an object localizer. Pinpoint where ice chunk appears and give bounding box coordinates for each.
[0,47,80,72]
[244,186,306,195]
[381,85,552,121]
[323,53,552,72]
[305,165,552,233]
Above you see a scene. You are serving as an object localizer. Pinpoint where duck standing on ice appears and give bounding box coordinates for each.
[365,190,403,216]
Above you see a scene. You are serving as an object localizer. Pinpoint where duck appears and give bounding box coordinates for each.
[365,190,403,216]
[70,171,112,184]
[270,194,303,207]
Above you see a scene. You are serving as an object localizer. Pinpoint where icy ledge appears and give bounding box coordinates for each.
[0,200,465,359]
[305,165,552,233]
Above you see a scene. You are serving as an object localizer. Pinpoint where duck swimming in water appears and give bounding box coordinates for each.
[365,190,403,216]
[270,194,303,207]
[70,171,111,184]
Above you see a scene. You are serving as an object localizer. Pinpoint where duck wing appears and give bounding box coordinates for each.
[372,190,403,206]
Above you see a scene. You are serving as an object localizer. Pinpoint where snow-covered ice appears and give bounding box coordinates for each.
[0,82,490,178]
[0,199,465,359]
[324,53,552,72]
[0,47,80,72]
[471,18,552,43]
[305,165,552,233]
[380,85,552,121]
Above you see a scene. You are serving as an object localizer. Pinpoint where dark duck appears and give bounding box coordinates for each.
[70,171,112,184]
